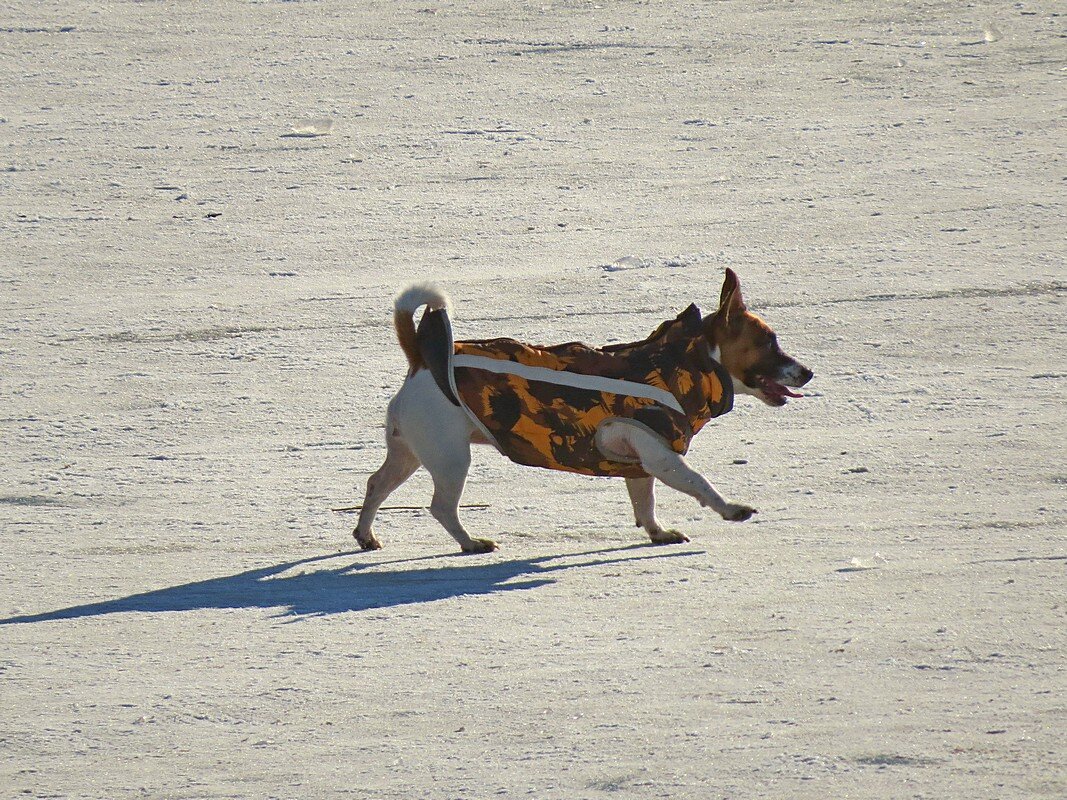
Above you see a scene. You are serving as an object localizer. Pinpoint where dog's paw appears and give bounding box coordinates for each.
[461,538,499,554]
[354,529,383,551]
[648,528,690,545]
[721,503,757,522]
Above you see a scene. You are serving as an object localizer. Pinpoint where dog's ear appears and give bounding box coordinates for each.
[718,268,746,324]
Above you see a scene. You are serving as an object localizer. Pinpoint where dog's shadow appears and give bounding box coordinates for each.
[0,545,703,624]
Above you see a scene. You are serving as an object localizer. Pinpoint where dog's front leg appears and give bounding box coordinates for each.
[625,477,690,544]
[601,420,756,525]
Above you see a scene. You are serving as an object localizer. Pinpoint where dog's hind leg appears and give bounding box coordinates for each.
[390,370,498,553]
[354,426,421,551]
[625,477,690,544]
[420,441,498,553]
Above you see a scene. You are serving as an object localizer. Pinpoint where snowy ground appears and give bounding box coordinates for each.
[1,1,1064,798]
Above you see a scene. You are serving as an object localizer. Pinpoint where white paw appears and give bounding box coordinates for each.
[721,503,757,522]
[648,527,690,544]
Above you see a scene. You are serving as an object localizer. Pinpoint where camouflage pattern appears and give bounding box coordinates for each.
[453,305,733,478]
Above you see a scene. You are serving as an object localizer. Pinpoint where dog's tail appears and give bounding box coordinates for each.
[394,282,451,373]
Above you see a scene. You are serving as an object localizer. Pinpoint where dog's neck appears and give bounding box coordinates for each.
[701,310,723,361]
[701,309,720,340]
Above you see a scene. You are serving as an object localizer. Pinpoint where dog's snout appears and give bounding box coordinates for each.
[779,359,813,388]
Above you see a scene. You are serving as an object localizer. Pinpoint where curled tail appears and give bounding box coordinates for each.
[394,282,451,373]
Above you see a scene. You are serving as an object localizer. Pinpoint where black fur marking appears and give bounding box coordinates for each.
[416,309,460,406]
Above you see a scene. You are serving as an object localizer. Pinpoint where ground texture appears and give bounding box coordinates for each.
[1,1,1064,798]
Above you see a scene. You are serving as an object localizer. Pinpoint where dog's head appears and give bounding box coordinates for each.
[704,269,813,406]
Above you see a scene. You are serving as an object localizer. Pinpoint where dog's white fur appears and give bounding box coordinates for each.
[354,285,758,553]
[394,282,451,317]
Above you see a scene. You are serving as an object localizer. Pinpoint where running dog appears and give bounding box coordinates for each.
[353,269,813,553]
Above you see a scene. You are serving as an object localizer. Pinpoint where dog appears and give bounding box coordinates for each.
[353,269,813,553]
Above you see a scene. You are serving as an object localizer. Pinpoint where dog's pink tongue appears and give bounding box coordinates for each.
[768,380,803,399]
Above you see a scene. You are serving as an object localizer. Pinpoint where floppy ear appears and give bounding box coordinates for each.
[718,268,746,324]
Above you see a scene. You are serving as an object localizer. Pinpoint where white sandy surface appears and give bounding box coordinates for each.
[1,1,1064,797]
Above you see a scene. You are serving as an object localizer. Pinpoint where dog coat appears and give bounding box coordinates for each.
[417,304,734,478]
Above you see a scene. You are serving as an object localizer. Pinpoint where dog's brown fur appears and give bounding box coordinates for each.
[705,269,811,407]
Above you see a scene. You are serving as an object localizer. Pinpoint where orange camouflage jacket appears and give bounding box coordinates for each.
[418,305,733,479]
